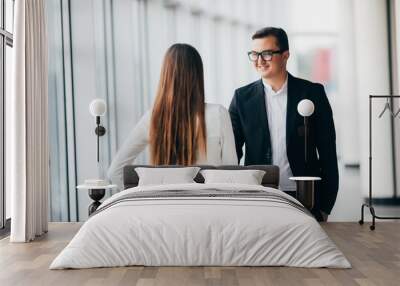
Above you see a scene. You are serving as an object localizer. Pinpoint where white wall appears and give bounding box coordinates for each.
[336,0,359,165]
[353,0,394,198]
[392,0,400,197]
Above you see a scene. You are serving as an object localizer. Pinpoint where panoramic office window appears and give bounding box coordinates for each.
[46,0,259,221]
[46,0,399,223]
[0,0,14,230]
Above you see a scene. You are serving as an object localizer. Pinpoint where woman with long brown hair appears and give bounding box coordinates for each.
[108,44,237,188]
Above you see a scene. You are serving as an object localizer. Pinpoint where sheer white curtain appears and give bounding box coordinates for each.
[9,0,49,242]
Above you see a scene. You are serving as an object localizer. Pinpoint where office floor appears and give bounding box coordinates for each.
[1,222,400,286]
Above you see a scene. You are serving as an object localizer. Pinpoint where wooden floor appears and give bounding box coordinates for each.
[0,222,399,286]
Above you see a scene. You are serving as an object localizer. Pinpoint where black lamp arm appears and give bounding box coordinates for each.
[95,116,106,162]
[95,115,106,136]
[304,116,309,175]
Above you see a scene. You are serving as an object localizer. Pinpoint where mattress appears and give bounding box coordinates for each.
[50,183,351,269]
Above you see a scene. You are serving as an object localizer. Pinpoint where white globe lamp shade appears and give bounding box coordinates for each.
[297,99,315,117]
[89,99,107,117]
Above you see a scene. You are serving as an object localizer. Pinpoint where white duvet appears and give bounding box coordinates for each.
[50,183,351,269]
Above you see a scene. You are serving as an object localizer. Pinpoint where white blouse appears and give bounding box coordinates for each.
[107,103,238,189]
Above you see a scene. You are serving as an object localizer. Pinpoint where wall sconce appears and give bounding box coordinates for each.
[297,99,315,173]
[89,99,107,162]
[290,99,320,211]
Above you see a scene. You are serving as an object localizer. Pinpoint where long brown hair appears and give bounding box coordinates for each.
[149,44,207,165]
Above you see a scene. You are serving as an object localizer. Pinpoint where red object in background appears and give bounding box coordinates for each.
[311,48,331,84]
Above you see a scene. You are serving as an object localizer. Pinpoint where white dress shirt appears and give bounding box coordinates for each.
[262,76,296,191]
[107,103,238,189]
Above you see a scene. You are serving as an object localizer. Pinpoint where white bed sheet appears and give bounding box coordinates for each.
[50,183,351,269]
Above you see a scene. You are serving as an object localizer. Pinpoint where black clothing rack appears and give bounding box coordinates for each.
[359,95,400,230]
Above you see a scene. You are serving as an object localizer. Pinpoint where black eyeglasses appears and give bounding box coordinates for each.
[247,50,283,62]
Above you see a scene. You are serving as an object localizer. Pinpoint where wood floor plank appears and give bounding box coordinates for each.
[0,222,400,286]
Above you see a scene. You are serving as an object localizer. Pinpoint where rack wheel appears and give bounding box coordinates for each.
[358,220,364,225]
[370,225,375,231]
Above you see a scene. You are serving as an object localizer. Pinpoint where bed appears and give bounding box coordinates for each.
[50,165,350,269]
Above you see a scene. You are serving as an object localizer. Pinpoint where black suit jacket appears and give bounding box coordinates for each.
[229,73,339,214]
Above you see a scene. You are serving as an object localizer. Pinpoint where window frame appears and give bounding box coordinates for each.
[0,0,14,233]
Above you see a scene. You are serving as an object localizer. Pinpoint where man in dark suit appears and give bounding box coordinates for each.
[229,27,339,221]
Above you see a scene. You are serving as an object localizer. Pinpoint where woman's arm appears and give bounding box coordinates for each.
[219,106,238,165]
[107,111,151,189]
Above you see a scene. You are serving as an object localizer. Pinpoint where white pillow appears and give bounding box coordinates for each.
[135,167,200,186]
[200,169,266,185]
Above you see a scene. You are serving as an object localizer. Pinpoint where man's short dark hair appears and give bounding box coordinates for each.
[252,27,289,52]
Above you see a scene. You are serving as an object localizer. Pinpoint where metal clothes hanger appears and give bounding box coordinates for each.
[393,98,400,118]
[394,108,400,118]
[378,97,394,118]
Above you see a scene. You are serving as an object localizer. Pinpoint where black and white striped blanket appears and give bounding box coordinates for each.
[91,188,310,217]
